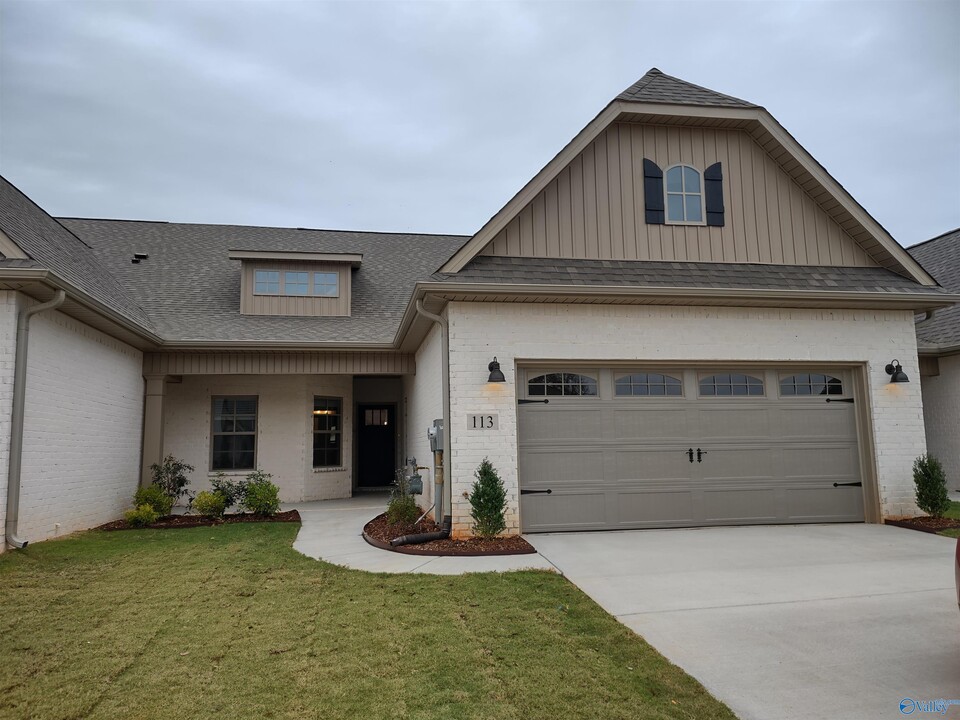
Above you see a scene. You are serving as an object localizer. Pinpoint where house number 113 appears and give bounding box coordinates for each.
[468,413,499,430]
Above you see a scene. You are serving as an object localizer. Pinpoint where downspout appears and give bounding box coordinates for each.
[414,299,451,525]
[915,309,936,328]
[5,290,66,549]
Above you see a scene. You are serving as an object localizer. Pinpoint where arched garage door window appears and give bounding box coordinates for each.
[528,372,598,397]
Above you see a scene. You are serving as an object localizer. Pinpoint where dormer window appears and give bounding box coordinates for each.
[232,250,360,317]
[665,164,704,224]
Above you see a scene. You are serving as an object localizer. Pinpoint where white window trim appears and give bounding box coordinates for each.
[252,268,341,297]
[312,271,340,298]
[663,164,707,227]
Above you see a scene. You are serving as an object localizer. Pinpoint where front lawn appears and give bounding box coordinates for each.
[0,524,735,720]
[940,501,960,538]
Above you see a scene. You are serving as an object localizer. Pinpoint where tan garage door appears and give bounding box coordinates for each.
[518,366,865,533]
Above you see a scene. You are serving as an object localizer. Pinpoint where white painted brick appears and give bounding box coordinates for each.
[402,322,442,515]
[444,302,927,534]
[920,354,960,490]
[163,374,353,502]
[8,295,144,545]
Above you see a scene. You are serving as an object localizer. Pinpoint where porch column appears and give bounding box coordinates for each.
[141,374,168,487]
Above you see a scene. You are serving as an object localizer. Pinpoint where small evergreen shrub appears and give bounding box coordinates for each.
[150,454,195,507]
[193,491,227,519]
[134,485,173,516]
[242,470,281,516]
[125,504,159,527]
[386,470,418,525]
[913,454,950,518]
[210,472,249,510]
[469,458,506,538]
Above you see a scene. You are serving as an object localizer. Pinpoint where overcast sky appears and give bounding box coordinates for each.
[1,0,957,247]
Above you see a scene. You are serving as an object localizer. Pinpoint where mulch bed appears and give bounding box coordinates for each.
[363,512,536,556]
[885,516,960,535]
[97,509,301,531]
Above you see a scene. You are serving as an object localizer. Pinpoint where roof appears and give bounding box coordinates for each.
[60,218,467,345]
[434,256,951,296]
[0,177,154,329]
[617,68,757,108]
[908,228,960,350]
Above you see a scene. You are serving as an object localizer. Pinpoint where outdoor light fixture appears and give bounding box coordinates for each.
[487,357,506,383]
[885,359,910,383]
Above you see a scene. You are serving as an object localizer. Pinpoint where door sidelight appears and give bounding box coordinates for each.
[697,448,707,463]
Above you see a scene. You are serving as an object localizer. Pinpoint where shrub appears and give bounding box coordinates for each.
[134,485,173,517]
[386,470,418,525]
[193,490,227,519]
[210,472,249,510]
[150,454,195,507]
[469,458,506,538]
[914,454,950,518]
[242,470,281,516]
[125,504,159,527]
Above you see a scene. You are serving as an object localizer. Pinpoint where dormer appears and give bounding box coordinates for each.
[229,250,362,317]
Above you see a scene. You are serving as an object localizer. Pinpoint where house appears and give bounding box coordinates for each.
[2,68,956,548]
[908,229,960,488]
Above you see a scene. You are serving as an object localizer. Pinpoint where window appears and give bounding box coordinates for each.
[211,397,257,470]
[780,373,843,396]
[284,271,309,295]
[528,372,598,397]
[313,397,342,468]
[615,373,682,396]
[364,408,390,426]
[313,272,339,297]
[254,270,280,295]
[699,373,764,396]
[665,165,704,224]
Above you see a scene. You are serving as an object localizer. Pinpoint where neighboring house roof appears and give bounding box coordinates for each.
[616,68,757,108]
[909,228,960,351]
[433,256,950,296]
[0,177,154,330]
[60,218,467,346]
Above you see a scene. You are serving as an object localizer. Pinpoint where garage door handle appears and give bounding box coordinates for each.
[520,488,553,495]
[833,481,862,487]
[825,398,855,404]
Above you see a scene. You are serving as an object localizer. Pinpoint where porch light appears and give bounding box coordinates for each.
[885,359,909,383]
[487,357,506,383]
[313,410,336,415]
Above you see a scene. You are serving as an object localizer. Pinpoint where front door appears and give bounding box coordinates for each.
[356,404,397,488]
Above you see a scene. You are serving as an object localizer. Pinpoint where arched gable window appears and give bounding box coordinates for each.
[665,165,704,224]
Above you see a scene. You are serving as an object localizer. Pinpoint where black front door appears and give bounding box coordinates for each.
[356,404,396,488]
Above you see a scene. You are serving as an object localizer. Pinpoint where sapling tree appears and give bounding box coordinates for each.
[469,458,507,538]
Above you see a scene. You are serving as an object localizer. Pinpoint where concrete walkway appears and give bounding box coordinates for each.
[528,524,960,720]
[290,495,556,574]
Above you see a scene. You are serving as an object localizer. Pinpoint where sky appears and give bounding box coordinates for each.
[1,0,958,247]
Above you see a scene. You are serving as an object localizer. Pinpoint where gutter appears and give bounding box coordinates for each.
[5,289,66,549]
[413,299,452,524]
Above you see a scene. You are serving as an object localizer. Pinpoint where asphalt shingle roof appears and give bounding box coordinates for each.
[0,178,154,329]
[438,256,949,295]
[908,228,960,348]
[617,68,757,108]
[61,218,467,344]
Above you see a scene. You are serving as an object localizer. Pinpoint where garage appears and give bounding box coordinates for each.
[518,366,866,532]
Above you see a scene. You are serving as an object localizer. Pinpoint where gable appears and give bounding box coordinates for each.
[480,123,877,267]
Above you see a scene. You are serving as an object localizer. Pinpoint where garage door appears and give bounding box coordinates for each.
[518,367,865,532]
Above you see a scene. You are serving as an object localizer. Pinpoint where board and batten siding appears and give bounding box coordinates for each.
[240,260,351,316]
[481,123,877,267]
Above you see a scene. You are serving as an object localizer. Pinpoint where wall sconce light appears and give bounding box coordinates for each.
[487,357,506,383]
[885,359,909,383]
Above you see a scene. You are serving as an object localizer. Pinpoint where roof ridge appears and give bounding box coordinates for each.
[616,67,756,108]
[906,227,960,251]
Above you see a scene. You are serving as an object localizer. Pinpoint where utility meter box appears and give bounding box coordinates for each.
[427,418,444,453]
[407,474,423,495]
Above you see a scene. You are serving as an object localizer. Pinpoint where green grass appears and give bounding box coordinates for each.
[938,501,960,538]
[0,524,736,720]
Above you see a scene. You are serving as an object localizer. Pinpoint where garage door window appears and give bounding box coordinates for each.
[779,373,843,396]
[615,373,682,396]
[528,372,598,396]
[699,373,764,396]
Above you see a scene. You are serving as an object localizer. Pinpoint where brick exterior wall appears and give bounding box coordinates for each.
[445,302,926,537]
[0,291,19,544]
[163,374,354,502]
[10,295,144,545]
[920,353,960,491]
[402,322,443,516]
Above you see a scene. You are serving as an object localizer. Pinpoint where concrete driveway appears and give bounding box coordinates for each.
[529,524,960,720]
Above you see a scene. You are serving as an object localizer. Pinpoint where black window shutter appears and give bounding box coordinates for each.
[643,159,665,225]
[704,162,724,227]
